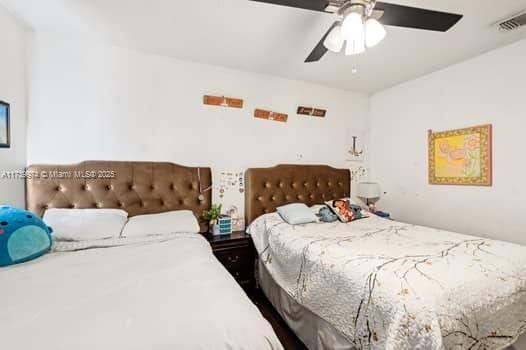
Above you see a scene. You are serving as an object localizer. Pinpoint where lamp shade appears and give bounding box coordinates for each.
[365,18,386,48]
[323,23,345,53]
[345,35,365,55]
[341,12,364,41]
[357,182,381,199]
[342,11,365,55]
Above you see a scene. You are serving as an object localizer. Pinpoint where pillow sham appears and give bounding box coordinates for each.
[277,203,318,225]
[43,209,128,241]
[325,198,367,223]
[121,210,200,237]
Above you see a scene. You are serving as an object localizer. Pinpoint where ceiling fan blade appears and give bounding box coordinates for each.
[375,2,463,32]
[305,21,339,63]
[249,0,329,12]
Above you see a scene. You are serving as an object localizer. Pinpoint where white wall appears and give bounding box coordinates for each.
[26,34,369,175]
[0,6,27,207]
[26,31,525,247]
[370,38,526,245]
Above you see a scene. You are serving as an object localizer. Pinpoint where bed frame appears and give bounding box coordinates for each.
[244,164,352,349]
[245,164,351,225]
[25,161,212,232]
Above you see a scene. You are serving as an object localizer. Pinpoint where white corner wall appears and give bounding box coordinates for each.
[370,38,526,245]
[22,30,526,248]
[26,34,369,174]
[0,6,27,207]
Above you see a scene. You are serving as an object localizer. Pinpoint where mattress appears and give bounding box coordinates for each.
[258,255,526,350]
[248,212,526,350]
[258,258,355,350]
[0,233,283,350]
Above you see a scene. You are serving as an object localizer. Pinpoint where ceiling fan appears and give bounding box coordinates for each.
[249,0,463,62]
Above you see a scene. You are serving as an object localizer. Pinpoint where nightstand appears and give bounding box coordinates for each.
[204,231,256,292]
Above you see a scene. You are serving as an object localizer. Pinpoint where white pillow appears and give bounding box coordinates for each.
[121,210,200,237]
[277,203,318,225]
[43,209,128,241]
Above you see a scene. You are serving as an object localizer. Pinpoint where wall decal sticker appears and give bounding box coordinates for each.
[213,170,246,231]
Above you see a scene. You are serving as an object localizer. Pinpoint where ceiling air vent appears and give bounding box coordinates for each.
[498,11,526,32]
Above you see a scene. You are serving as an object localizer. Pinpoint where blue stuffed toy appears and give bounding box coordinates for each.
[0,206,53,267]
[318,206,339,223]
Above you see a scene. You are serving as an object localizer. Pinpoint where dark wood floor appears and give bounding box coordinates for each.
[249,289,308,350]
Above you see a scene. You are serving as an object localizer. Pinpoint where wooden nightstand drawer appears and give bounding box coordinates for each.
[214,247,252,281]
[205,232,256,291]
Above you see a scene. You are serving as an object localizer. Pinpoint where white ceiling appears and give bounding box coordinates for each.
[3,0,526,94]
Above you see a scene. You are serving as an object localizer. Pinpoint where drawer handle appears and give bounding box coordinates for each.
[228,255,240,263]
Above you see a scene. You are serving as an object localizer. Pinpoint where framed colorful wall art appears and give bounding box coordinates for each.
[0,101,10,148]
[428,124,492,186]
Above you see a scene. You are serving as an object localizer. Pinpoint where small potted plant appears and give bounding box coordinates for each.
[203,204,232,236]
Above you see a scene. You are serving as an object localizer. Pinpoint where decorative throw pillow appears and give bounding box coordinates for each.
[325,198,367,223]
[277,203,318,225]
[0,206,53,267]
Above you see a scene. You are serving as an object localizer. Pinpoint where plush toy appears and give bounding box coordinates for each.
[318,206,338,223]
[349,204,363,220]
[0,206,53,267]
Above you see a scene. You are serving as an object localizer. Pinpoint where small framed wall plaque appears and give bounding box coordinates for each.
[254,109,288,123]
[297,106,327,118]
[0,101,10,148]
[203,95,244,109]
[428,124,492,186]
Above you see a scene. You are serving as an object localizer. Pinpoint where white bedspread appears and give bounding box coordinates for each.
[248,213,526,350]
[0,233,282,350]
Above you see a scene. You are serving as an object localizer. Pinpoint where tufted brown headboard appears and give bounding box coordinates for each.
[25,161,212,232]
[245,164,350,224]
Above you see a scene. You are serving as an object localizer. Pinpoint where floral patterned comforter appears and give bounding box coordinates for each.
[248,212,526,350]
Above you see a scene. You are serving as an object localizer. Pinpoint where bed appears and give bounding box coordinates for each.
[0,161,282,350]
[245,164,526,350]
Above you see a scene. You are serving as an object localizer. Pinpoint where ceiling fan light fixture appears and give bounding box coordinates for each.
[253,0,464,63]
[341,10,365,41]
[345,36,365,56]
[323,23,344,53]
[365,18,386,47]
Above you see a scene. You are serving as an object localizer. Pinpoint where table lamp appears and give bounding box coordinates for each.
[357,182,381,212]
